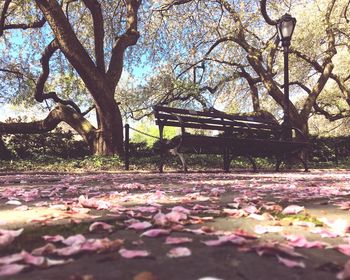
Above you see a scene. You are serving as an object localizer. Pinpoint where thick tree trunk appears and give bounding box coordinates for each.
[93,98,124,156]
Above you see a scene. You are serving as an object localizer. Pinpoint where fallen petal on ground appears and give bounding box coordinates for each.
[167,247,191,258]
[119,249,150,259]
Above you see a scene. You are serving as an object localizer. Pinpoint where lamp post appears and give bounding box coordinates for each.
[277,13,296,140]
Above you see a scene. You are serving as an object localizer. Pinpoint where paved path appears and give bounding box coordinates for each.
[1,170,350,280]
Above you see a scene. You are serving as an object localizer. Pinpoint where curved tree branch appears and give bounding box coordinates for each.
[35,39,82,114]
[313,103,350,122]
[0,0,11,36]
[0,104,96,148]
[259,0,277,25]
[345,0,350,23]
[1,0,46,36]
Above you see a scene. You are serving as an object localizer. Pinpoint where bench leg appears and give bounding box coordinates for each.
[275,157,282,172]
[297,154,309,172]
[223,148,230,172]
[170,148,188,172]
[247,157,257,172]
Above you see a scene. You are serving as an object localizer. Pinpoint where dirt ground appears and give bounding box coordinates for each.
[1,169,350,280]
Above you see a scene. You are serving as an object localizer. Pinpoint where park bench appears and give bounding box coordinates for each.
[153,105,309,172]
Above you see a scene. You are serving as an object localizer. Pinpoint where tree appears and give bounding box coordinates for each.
[0,0,141,156]
[130,0,350,137]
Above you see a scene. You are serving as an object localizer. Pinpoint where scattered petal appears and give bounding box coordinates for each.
[167,247,191,258]
[141,229,170,238]
[128,222,152,231]
[281,205,305,215]
[277,255,306,268]
[89,222,113,232]
[0,264,27,276]
[119,249,150,259]
[165,237,193,245]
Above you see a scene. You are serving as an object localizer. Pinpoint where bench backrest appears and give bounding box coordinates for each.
[153,105,281,137]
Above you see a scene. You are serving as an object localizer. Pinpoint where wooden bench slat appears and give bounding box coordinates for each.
[155,113,280,131]
[154,105,278,125]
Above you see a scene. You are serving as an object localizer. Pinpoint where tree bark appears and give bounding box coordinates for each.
[0,105,97,153]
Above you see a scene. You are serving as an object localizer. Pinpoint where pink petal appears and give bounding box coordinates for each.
[89,222,113,232]
[127,221,152,230]
[165,211,187,223]
[243,205,259,214]
[0,228,23,248]
[281,205,305,215]
[141,229,170,238]
[165,237,193,245]
[62,234,86,246]
[119,249,150,259]
[135,206,158,213]
[0,253,23,265]
[5,200,22,205]
[0,228,23,237]
[21,251,45,266]
[0,264,27,276]
[202,234,246,246]
[0,234,14,249]
[43,235,64,243]
[55,245,82,256]
[337,244,350,256]
[153,212,168,226]
[171,206,191,214]
[78,195,110,210]
[167,247,191,258]
[311,228,339,238]
[285,235,328,249]
[277,255,306,268]
[248,213,266,221]
[31,243,57,256]
[45,258,74,267]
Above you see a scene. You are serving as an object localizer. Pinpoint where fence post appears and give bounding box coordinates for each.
[125,124,130,170]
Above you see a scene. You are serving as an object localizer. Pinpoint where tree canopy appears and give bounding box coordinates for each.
[0,0,350,157]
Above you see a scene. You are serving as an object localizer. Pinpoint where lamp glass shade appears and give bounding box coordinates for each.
[281,20,294,38]
[277,14,296,42]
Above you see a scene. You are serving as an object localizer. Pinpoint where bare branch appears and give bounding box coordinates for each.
[155,0,194,11]
[0,0,11,36]
[0,104,96,147]
[259,0,278,25]
[344,0,350,23]
[313,102,350,122]
[35,39,82,114]
[0,0,46,36]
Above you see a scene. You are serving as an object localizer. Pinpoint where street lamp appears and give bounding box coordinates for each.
[277,13,296,139]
